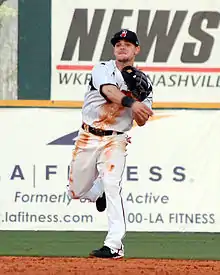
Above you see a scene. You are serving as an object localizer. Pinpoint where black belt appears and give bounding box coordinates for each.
[82,123,123,137]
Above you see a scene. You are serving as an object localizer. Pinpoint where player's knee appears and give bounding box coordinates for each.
[68,183,91,199]
[67,185,82,199]
[67,190,80,199]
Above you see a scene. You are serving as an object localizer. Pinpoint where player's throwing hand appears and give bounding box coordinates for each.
[132,101,153,119]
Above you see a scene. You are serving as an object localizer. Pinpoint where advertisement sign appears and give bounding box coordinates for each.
[0,108,220,231]
[51,0,220,104]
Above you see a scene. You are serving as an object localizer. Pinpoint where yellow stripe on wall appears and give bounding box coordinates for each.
[0,100,83,108]
[0,100,220,109]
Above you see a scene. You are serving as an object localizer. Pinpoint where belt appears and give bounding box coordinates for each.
[82,123,123,137]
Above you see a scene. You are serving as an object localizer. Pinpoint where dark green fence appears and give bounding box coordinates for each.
[18,0,51,99]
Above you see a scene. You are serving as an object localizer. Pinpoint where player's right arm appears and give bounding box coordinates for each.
[92,63,153,118]
[92,63,153,121]
[102,85,153,118]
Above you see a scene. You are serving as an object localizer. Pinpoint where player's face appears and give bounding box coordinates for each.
[114,40,140,63]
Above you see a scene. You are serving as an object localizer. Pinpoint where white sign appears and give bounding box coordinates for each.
[0,108,220,231]
[51,0,220,104]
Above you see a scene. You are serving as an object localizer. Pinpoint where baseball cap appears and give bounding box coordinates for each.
[111,29,140,47]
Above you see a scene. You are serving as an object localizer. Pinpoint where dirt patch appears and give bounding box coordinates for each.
[0,257,220,275]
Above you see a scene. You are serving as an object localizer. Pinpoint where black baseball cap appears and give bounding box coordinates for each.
[111,29,139,47]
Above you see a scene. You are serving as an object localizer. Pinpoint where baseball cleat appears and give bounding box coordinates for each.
[96,192,106,212]
[89,246,123,259]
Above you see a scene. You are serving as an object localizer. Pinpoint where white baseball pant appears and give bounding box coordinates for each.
[68,128,128,252]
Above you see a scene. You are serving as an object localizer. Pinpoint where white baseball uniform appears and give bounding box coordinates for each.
[68,60,153,255]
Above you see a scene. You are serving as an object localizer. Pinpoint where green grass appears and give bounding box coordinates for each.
[0,231,220,260]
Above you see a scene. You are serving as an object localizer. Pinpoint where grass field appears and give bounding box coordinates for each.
[0,231,220,260]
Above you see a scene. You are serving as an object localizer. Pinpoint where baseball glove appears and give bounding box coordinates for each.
[121,66,152,102]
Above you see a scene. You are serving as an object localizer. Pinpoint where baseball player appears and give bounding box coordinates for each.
[67,29,153,258]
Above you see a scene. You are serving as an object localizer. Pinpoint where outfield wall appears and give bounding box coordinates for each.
[51,0,220,105]
[15,0,220,108]
[0,108,219,232]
